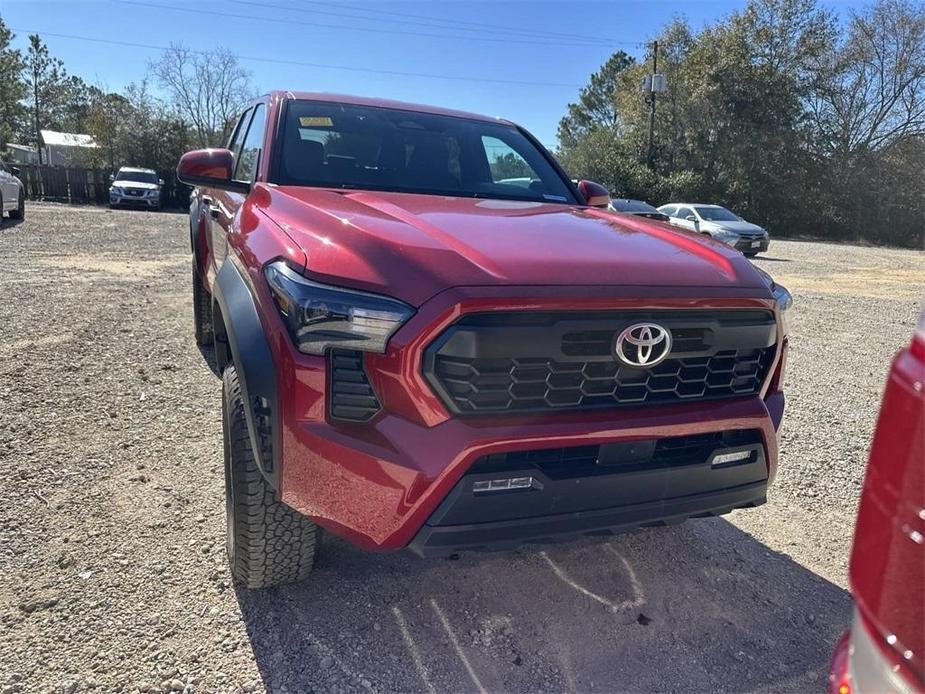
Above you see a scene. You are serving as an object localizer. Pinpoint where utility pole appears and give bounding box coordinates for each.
[645,40,658,169]
[33,62,42,166]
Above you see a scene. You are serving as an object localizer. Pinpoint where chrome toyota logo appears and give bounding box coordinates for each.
[615,323,672,367]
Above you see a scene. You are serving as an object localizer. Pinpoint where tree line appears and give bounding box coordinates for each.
[1,2,922,247]
[557,0,925,248]
[0,20,254,173]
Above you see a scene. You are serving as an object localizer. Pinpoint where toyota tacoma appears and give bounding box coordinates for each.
[178,92,791,589]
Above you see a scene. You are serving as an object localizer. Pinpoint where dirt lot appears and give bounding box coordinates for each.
[1,203,922,694]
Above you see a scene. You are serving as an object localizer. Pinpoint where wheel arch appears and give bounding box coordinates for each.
[213,260,280,490]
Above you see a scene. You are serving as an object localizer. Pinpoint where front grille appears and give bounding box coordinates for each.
[329,349,381,422]
[424,310,776,415]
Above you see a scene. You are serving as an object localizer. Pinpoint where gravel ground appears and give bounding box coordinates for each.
[0,202,922,694]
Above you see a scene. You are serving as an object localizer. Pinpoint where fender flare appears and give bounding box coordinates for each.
[190,202,210,278]
[213,260,280,490]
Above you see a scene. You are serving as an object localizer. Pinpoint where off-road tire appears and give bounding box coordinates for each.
[223,365,319,588]
[192,263,213,347]
[8,190,24,220]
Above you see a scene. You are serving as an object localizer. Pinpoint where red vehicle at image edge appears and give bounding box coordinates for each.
[177,91,792,589]
[829,308,924,694]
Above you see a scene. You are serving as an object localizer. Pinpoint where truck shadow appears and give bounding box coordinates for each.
[235,518,849,693]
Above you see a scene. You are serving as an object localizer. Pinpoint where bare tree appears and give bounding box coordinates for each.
[150,44,254,148]
[821,0,925,155]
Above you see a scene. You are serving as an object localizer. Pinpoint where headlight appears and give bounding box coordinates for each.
[146,190,160,197]
[713,229,739,244]
[755,267,792,313]
[265,261,414,355]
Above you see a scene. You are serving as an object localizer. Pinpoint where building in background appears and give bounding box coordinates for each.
[5,144,39,165]
[39,130,99,166]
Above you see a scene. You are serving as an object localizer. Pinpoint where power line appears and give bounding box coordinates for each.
[293,0,623,45]
[113,0,632,49]
[226,0,635,47]
[14,29,587,88]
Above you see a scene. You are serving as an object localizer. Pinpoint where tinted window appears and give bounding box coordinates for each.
[278,100,576,204]
[678,207,696,219]
[695,206,740,222]
[612,199,659,213]
[660,205,676,216]
[115,170,158,184]
[235,104,266,182]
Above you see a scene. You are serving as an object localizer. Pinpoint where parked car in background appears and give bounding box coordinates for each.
[109,167,164,210]
[609,198,669,221]
[0,160,25,221]
[177,91,790,589]
[829,303,924,694]
[658,203,769,256]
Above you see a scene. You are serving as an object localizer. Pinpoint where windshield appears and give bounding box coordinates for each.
[277,100,577,204]
[612,199,659,213]
[115,170,158,184]
[695,206,740,222]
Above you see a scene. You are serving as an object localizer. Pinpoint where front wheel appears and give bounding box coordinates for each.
[8,190,24,220]
[223,365,319,589]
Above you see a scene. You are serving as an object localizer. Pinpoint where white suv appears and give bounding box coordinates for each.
[0,160,25,222]
[109,167,164,210]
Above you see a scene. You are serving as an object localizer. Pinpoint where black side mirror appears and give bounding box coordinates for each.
[10,166,20,177]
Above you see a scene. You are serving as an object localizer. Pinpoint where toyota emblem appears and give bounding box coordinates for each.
[615,323,672,367]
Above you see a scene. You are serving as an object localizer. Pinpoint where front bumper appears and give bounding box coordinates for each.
[733,236,770,254]
[110,193,160,208]
[268,287,787,553]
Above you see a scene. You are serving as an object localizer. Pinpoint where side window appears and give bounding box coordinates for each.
[480,136,539,183]
[678,207,695,220]
[227,108,252,161]
[234,104,266,183]
[0,161,8,173]
[661,205,676,217]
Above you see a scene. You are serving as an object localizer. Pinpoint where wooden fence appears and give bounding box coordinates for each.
[17,165,190,209]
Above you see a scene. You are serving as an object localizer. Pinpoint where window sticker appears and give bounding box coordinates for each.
[299,116,333,127]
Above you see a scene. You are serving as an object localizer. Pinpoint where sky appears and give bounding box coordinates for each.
[3,0,869,146]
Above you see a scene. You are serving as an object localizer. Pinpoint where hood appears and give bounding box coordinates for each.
[261,186,768,306]
[112,181,159,190]
[703,220,765,234]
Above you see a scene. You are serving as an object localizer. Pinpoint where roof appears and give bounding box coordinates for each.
[270,91,511,125]
[40,130,98,148]
[118,167,157,174]
[661,203,723,208]
[6,143,37,153]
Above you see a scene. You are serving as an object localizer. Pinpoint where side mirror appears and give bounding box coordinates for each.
[576,180,610,208]
[177,148,248,194]
[686,215,697,222]
[158,178,165,186]
[10,166,20,177]
[109,174,115,182]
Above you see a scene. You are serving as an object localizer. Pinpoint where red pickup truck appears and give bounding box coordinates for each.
[178,92,791,589]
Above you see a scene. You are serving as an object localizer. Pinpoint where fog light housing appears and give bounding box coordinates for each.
[473,477,537,494]
[711,450,752,467]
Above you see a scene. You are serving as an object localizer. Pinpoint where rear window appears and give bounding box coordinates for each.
[276,100,577,204]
